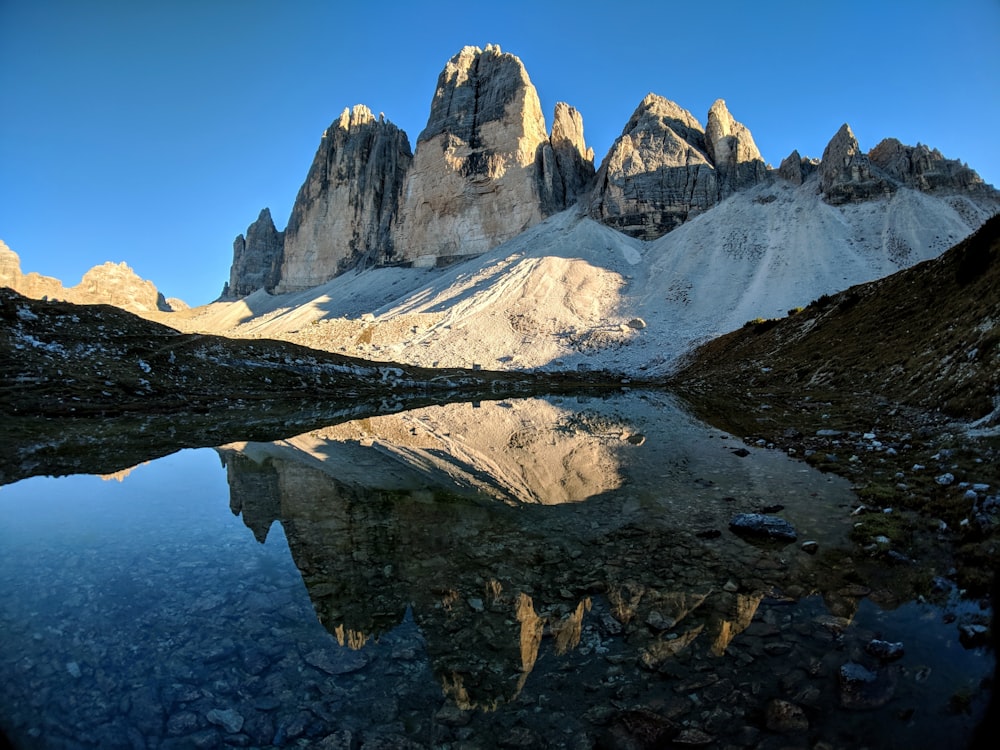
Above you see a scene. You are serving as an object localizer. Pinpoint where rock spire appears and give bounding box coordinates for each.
[277,105,412,292]
[226,208,284,298]
[818,123,892,204]
[705,99,768,197]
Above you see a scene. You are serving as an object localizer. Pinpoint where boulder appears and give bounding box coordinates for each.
[728,513,797,542]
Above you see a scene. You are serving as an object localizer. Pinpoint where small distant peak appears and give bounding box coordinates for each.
[827,123,858,150]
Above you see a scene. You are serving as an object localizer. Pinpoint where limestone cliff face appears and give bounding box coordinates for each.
[777,149,818,185]
[868,138,991,194]
[0,241,175,313]
[589,94,720,239]
[705,99,767,197]
[277,105,412,292]
[391,45,561,264]
[818,123,893,204]
[538,102,595,214]
[77,262,171,313]
[225,208,284,298]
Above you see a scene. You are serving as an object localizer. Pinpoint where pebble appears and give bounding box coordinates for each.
[206,708,244,734]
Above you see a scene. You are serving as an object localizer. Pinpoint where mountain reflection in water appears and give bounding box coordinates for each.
[219,395,855,710]
[0,393,992,748]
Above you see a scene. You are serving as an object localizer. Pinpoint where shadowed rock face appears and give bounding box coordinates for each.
[537,102,596,214]
[868,138,992,194]
[226,208,284,298]
[277,105,412,292]
[588,95,767,240]
[777,149,819,185]
[818,123,894,204]
[705,99,768,198]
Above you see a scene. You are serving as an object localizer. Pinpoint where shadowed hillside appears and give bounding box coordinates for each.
[674,214,999,424]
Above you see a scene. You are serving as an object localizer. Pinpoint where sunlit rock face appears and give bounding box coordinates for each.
[537,102,596,214]
[226,208,284,298]
[588,95,766,239]
[0,241,174,313]
[277,105,412,292]
[311,400,631,505]
[391,45,575,265]
[705,99,768,198]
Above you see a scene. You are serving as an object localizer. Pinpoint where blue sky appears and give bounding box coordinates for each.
[2,0,998,306]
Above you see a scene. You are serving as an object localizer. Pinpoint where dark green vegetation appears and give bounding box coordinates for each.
[671,215,1000,594]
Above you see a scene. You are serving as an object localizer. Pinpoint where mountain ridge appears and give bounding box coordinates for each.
[224,45,999,298]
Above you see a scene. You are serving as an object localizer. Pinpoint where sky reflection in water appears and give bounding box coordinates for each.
[0,393,992,748]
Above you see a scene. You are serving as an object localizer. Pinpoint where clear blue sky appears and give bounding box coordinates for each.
[2,0,998,306]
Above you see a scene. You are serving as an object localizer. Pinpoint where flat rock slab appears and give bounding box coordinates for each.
[728,513,797,542]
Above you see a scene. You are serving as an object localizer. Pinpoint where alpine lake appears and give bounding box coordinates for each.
[1,391,993,749]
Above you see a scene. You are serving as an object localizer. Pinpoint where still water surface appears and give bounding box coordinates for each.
[0,393,992,748]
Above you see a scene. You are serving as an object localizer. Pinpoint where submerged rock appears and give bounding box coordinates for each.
[866,639,905,661]
[728,513,797,542]
[838,661,898,709]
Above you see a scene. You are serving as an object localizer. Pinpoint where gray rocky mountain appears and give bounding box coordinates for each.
[390,45,587,266]
[538,102,596,214]
[818,123,894,204]
[587,95,770,239]
[705,99,768,198]
[776,150,818,185]
[868,138,989,194]
[277,105,412,292]
[225,208,284,298]
[223,45,998,298]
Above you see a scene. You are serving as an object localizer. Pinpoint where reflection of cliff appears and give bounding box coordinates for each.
[270,399,638,505]
[218,394,862,710]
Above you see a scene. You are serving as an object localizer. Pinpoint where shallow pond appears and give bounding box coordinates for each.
[0,392,993,748]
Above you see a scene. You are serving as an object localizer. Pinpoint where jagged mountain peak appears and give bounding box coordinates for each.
[223,44,999,300]
[589,94,769,239]
[419,43,543,145]
[818,122,892,204]
[624,94,706,147]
